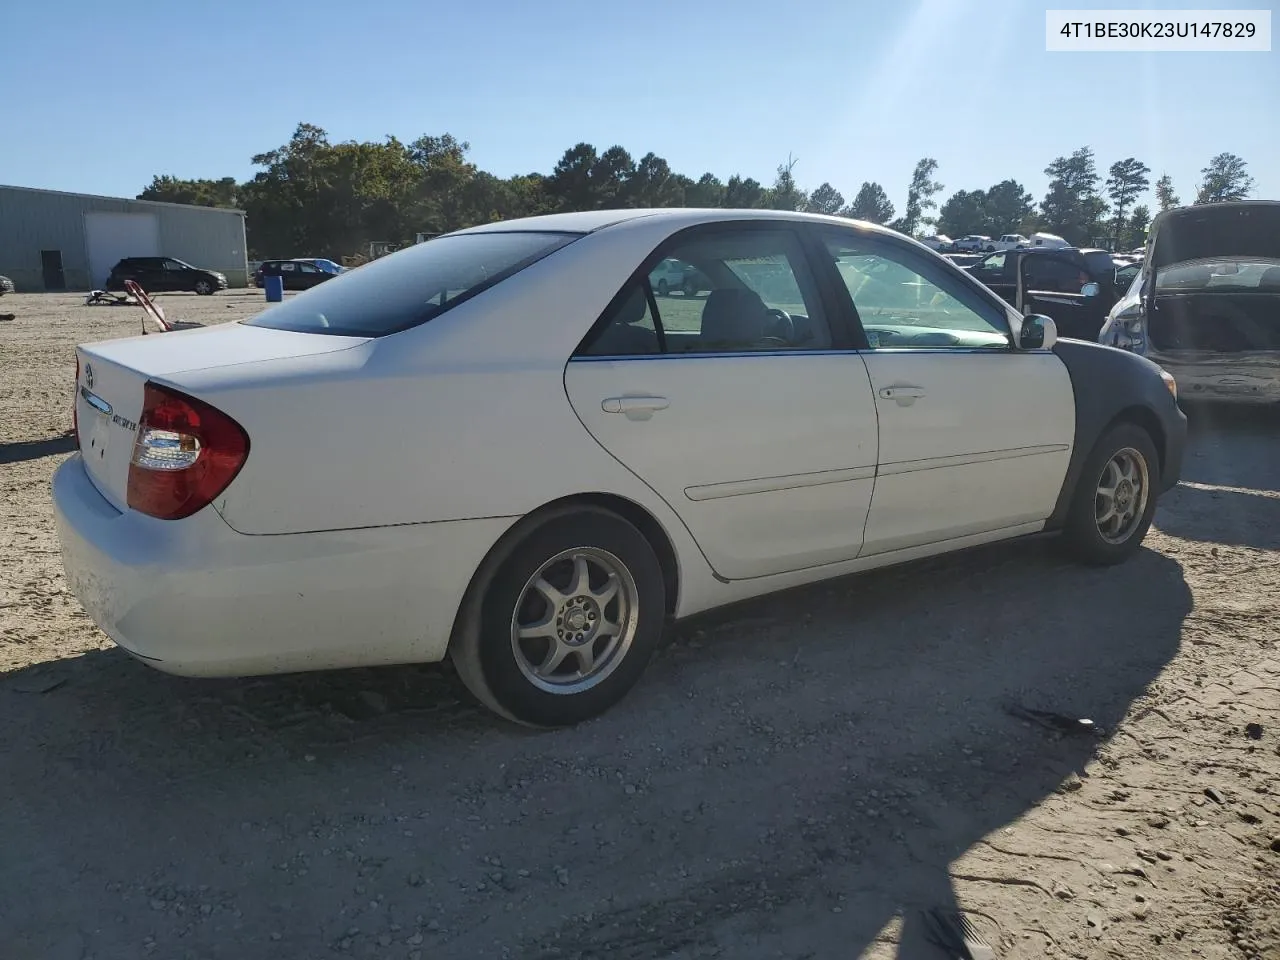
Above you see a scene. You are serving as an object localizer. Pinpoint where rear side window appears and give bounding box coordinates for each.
[244,231,579,337]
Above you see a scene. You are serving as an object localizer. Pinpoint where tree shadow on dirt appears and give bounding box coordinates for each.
[0,534,1190,960]
[0,432,75,466]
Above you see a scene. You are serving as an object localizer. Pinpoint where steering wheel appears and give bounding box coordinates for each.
[762,308,794,343]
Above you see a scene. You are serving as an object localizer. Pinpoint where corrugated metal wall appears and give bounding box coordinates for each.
[0,185,248,291]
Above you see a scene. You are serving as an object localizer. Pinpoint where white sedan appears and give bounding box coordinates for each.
[53,209,1187,727]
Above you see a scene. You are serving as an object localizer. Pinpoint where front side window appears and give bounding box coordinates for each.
[245,231,579,337]
[970,253,1008,283]
[163,259,190,271]
[823,232,1010,350]
[1024,256,1087,293]
[578,228,833,357]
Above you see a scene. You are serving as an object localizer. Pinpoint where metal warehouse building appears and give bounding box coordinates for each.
[0,185,248,292]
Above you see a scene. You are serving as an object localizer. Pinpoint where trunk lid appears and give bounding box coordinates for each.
[1149,201,1280,270]
[1143,203,1280,402]
[74,323,368,510]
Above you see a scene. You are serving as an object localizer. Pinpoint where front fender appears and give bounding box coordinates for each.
[1045,339,1187,530]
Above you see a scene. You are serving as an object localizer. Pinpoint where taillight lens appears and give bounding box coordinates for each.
[127,382,249,520]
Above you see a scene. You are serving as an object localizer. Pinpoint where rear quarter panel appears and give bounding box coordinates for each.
[179,220,720,613]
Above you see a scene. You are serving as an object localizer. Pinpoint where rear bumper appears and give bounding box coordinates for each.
[52,454,516,677]
[1158,359,1280,405]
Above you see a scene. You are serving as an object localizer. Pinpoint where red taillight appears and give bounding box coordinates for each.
[127,382,249,520]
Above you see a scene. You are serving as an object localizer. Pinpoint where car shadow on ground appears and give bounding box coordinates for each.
[0,432,76,466]
[1180,402,1280,492]
[1156,402,1280,549]
[0,533,1190,960]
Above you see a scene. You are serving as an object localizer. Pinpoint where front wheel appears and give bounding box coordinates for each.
[1060,422,1160,565]
[656,279,669,296]
[452,508,666,727]
[194,279,214,295]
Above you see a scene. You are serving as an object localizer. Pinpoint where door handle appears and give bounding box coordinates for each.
[602,396,669,421]
[878,385,926,407]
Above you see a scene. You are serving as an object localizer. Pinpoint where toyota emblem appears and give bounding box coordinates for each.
[84,364,94,389]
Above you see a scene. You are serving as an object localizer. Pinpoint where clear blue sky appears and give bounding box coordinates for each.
[2,0,1275,215]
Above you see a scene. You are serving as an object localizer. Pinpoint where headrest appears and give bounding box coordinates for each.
[700,288,768,344]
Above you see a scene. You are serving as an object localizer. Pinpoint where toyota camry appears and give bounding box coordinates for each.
[53,208,1186,727]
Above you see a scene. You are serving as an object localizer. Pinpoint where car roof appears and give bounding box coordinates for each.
[447,207,908,239]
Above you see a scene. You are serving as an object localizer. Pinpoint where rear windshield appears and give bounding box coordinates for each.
[243,231,579,337]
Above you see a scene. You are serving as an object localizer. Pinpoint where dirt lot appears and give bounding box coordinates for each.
[2,290,1278,960]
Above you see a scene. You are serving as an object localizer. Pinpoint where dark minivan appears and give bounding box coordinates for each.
[106,257,227,295]
[253,258,345,290]
[965,246,1124,341]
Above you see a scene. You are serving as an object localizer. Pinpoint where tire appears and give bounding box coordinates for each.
[682,279,697,297]
[985,245,996,252]
[1061,421,1160,566]
[194,279,214,295]
[657,279,669,296]
[452,507,666,727]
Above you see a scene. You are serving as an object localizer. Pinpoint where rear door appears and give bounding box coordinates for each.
[563,223,880,580]
[1019,253,1108,340]
[817,227,1074,556]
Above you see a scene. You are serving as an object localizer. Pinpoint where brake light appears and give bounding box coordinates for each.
[127,383,249,520]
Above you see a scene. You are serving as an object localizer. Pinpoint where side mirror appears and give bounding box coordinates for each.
[1081,281,1100,297]
[1017,314,1057,350]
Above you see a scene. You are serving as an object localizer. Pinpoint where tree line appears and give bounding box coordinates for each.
[138,123,1257,260]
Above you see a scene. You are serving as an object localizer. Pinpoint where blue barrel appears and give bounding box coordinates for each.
[264,274,284,303]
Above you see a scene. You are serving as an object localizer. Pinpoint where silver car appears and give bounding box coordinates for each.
[1098,201,1280,404]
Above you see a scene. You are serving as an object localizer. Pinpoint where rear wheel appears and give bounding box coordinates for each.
[452,508,666,727]
[1061,422,1160,565]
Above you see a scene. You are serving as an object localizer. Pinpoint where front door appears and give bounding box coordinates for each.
[564,224,879,580]
[1019,253,1109,340]
[298,261,324,287]
[968,251,1016,304]
[134,258,168,291]
[160,258,191,291]
[40,250,65,290]
[816,228,1075,556]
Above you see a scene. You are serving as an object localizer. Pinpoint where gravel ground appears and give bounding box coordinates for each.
[2,291,1278,960]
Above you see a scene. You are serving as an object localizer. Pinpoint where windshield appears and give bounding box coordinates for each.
[1155,257,1280,293]
[243,231,579,337]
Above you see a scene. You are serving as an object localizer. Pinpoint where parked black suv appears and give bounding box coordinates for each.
[965,247,1125,340]
[106,257,227,295]
[253,258,344,291]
